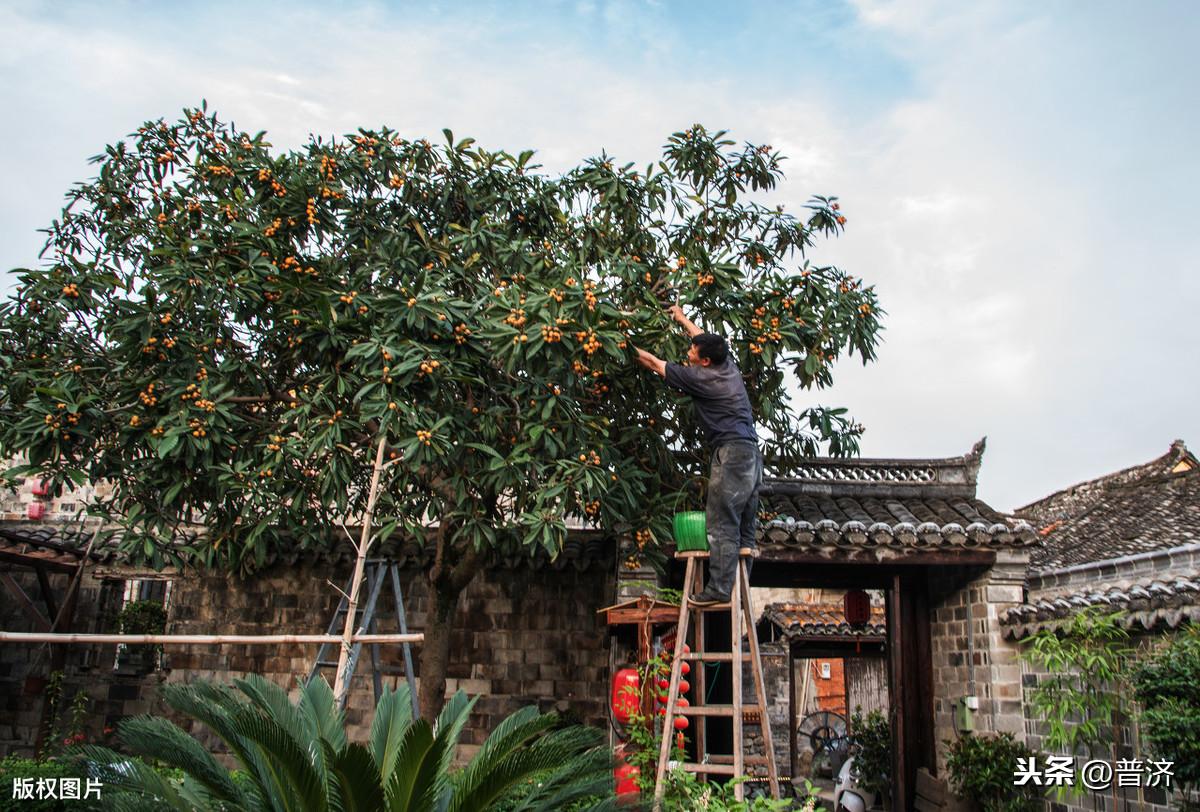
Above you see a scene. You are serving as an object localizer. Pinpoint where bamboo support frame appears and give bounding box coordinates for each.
[0,632,423,645]
[334,436,388,702]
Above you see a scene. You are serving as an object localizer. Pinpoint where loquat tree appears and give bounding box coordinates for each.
[0,105,882,719]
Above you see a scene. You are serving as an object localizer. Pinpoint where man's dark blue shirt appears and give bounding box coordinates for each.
[664,360,758,447]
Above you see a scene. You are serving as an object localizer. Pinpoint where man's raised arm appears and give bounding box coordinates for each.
[668,304,703,338]
[634,347,667,377]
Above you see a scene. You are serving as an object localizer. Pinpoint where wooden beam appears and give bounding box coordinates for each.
[888,575,908,812]
[0,550,77,574]
[33,565,57,622]
[0,632,423,645]
[0,573,52,632]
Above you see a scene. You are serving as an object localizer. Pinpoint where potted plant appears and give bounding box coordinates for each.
[848,707,891,809]
[115,600,166,675]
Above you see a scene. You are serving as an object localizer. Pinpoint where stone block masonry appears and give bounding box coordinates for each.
[0,556,615,761]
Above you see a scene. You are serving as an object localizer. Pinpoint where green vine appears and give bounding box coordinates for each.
[1020,607,1133,801]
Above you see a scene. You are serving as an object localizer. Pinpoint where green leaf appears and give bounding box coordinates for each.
[156,434,180,458]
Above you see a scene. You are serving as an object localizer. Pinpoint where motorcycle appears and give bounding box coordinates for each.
[833,754,878,812]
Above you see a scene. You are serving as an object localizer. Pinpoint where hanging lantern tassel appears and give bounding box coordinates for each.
[676,730,686,748]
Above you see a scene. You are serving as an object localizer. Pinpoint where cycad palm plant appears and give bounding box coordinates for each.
[78,675,620,812]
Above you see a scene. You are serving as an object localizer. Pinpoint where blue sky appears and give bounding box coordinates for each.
[2,0,1197,510]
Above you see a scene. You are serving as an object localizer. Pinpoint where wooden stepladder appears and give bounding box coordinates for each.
[309,559,418,715]
[653,549,779,808]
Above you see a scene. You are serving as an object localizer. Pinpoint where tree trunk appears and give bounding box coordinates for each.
[417,542,483,721]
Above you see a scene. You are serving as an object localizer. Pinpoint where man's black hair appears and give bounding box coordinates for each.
[691,333,729,366]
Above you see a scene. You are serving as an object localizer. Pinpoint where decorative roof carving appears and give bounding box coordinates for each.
[767,438,987,501]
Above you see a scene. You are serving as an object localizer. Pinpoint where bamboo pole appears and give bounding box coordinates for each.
[333,435,389,703]
[0,632,423,645]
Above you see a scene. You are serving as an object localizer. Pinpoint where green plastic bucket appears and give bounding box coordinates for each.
[673,511,708,552]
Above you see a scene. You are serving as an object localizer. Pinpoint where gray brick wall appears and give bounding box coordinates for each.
[0,557,615,762]
[930,548,1030,778]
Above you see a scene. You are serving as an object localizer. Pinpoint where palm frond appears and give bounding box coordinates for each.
[73,743,194,810]
[110,714,244,805]
[369,683,415,779]
[159,681,286,810]
[299,675,348,753]
[500,742,619,812]
[447,708,556,811]
[325,741,386,812]
[430,690,476,784]
[383,718,436,812]
[228,707,330,812]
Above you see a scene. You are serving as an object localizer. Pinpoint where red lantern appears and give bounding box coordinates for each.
[680,662,691,677]
[679,679,690,695]
[845,589,871,627]
[657,678,669,691]
[610,668,640,725]
[673,716,689,730]
[27,502,45,520]
[31,479,51,497]
[615,762,640,796]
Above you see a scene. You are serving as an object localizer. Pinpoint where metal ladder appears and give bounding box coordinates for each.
[654,549,780,808]
[309,559,418,715]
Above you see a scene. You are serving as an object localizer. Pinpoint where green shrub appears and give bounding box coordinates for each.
[946,733,1043,812]
[0,756,104,811]
[848,707,891,799]
[1131,627,1200,806]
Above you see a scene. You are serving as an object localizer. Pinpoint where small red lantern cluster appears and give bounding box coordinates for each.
[654,644,691,731]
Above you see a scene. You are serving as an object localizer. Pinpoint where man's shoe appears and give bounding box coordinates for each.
[690,589,731,607]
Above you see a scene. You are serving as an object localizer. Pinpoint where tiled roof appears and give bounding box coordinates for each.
[0,522,612,572]
[1,440,1038,567]
[0,526,95,571]
[1022,466,1200,572]
[763,602,887,639]
[1018,440,1196,527]
[1001,575,1200,638]
[758,439,1037,551]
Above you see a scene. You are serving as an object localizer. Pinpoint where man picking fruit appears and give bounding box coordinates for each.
[634,304,763,606]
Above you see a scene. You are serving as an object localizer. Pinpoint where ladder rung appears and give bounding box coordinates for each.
[683,651,734,662]
[678,762,738,775]
[706,754,770,765]
[675,704,761,717]
[691,602,734,612]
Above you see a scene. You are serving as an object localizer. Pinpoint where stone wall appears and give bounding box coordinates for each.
[929,549,1030,778]
[743,640,790,778]
[0,557,614,762]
